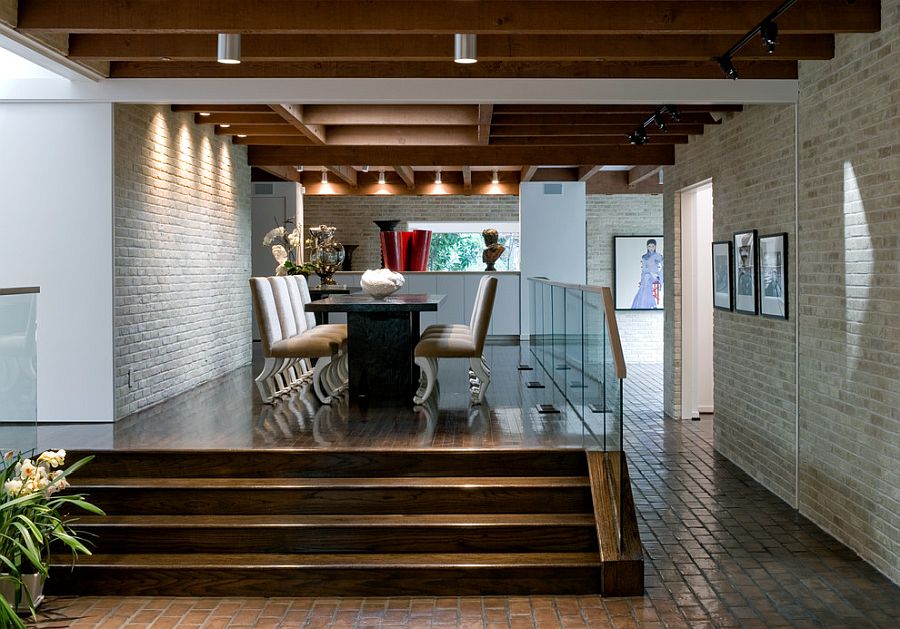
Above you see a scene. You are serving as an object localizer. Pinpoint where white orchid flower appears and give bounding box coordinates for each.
[271,245,289,265]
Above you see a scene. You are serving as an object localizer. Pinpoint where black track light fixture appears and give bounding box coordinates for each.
[713,0,797,79]
[760,21,779,54]
[662,105,681,122]
[627,127,649,145]
[716,55,739,80]
[654,114,668,132]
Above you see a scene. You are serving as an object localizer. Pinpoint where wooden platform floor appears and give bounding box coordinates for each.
[25,353,900,627]
[36,343,611,451]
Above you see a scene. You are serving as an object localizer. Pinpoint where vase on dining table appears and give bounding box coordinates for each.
[308,225,345,286]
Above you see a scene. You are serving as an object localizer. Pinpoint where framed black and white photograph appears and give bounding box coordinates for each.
[712,241,733,311]
[733,230,758,315]
[614,235,664,310]
[759,233,788,319]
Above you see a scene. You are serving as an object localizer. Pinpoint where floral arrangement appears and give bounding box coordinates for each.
[263,225,316,277]
[0,449,103,627]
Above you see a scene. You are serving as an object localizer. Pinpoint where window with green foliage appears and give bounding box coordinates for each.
[409,222,520,272]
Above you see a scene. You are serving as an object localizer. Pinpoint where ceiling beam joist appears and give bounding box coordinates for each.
[492,105,744,115]
[269,104,326,144]
[521,166,540,182]
[490,124,705,137]
[325,165,357,187]
[628,165,664,187]
[462,166,472,190]
[250,146,675,168]
[66,33,835,61]
[393,166,415,189]
[257,165,301,183]
[325,126,477,146]
[215,125,301,136]
[19,1,880,35]
[172,104,273,113]
[492,113,720,126]
[578,166,605,182]
[490,135,690,146]
[303,105,477,126]
[478,104,493,146]
[194,113,285,125]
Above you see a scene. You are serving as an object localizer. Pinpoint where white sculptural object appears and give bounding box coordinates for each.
[360,268,405,299]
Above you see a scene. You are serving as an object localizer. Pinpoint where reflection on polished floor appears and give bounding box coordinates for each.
[40,343,609,451]
[32,356,900,627]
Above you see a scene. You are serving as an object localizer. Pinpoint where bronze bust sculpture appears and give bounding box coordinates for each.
[482,228,505,271]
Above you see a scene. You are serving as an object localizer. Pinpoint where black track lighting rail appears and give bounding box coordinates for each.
[714,0,799,79]
[627,105,681,145]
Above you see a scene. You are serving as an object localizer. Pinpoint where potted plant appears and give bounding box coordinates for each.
[263,224,316,277]
[0,450,104,628]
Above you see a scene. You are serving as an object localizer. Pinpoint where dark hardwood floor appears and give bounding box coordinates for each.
[36,342,612,451]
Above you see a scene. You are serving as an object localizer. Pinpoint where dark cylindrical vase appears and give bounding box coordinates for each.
[408,229,432,271]
[373,220,400,232]
[380,231,404,270]
[341,244,358,271]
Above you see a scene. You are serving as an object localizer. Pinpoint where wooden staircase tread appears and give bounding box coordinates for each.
[71,476,590,489]
[53,552,603,569]
[75,514,597,527]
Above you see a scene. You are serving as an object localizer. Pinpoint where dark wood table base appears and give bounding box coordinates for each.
[347,311,421,406]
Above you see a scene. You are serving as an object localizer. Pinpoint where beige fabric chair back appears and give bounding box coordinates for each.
[249,278,284,356]
[469,275,489,330]
[293,275,318,330]
[471,276,497,354]
[284,275,311,333]
[268,277,299,339]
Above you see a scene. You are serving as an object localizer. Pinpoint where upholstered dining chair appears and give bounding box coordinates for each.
[413,275,497,405]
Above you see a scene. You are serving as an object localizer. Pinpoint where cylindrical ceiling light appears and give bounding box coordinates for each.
[378,170,386,185]
[435,169,442,185]
[217,33,241,64]
[454,34,477,64]
[491,169,499,185]
[321,170,329,184]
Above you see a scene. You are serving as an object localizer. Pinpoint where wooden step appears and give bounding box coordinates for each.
[70,476,593,515]
[65,449,589,478]
[48,552,603,596]
[76,514,598,554]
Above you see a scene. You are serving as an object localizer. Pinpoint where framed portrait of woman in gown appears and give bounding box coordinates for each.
[614,236,664,310]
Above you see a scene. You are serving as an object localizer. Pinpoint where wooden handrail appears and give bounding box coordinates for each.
[0,287,40,296]
[529,277,627,380]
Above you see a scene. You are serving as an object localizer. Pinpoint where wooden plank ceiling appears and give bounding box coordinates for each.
[3,1,880,194]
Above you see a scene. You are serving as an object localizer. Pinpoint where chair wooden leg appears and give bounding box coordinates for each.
[469,355,491,405]
[255,357,281,403]
[413,356,437,405]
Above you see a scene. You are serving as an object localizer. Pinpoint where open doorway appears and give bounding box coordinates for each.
[680,181,714,420]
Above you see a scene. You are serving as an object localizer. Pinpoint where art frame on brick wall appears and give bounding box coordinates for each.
[759,232,789,320]
[733,230,758,315]
[614,235,664,311]
[711,240,733,311]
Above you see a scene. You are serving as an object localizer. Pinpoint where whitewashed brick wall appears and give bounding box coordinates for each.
[796,0,900,584]
[586,195,664,364]
[663,0,899,583]
[306,194,663,362]
[665,105,798,504]
[114,104,252,418]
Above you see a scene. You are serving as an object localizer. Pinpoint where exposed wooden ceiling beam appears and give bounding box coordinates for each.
[234,136,314,145]
[194,113,285,125]
[19,1,880,35]
[393,166,415,189]
[492,113,720,126]
[108,59,800,80]
[325,126,477,146]
[269,104,326,144]
[172,104,272,113]
[66,33,835,61]
[490,124,705,137]
[257,165,301,183]
[578,166,605,182]
[490,135,690,146]
[1,0,17,27]
[493,105,745,115]
[214,124,299,136]
[628,165,664,187]
[462,166,472,190]
[249,145,675,167]
[325,166,357,187]
[521,166,539,182]
[303,105,477,126]
[478,105,493,146]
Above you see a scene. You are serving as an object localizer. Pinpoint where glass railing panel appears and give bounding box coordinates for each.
[564,287,586,441]
[582,289,608,449]
[0,288,39,454]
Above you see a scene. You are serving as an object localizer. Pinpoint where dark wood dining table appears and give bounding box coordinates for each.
[305,294,445,405]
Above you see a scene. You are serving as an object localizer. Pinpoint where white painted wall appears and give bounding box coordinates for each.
[0,103,114,422]
[518,182,587,336]
[680,181,714,418]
